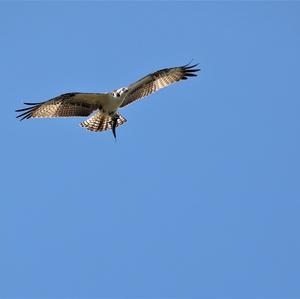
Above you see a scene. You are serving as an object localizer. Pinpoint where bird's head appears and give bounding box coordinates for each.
[112,87,128,98]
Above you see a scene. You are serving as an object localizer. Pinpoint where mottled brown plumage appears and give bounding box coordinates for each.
[15,93,101,120]
[16,63,200,138]
[121,63,200,107]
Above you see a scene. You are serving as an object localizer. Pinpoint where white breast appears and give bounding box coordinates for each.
[102,94,125,113]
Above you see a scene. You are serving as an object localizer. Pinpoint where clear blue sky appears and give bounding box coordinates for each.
[1,2,300,298]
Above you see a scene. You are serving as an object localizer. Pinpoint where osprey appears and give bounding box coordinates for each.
[16,63,200,138]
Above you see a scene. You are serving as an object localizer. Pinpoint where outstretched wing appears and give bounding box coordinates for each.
[121,63,200,108]
[16,92,106,121]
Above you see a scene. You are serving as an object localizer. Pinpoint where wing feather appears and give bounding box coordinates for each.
[16,93,106,121]
[121,63,200,107]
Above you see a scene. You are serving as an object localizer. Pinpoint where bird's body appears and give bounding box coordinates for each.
[104,94,123,113]
[16,63,200,138]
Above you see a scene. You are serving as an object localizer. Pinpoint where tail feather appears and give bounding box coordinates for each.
[80,111,127,132]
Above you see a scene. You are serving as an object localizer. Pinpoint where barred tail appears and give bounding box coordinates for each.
[80,111,127,133]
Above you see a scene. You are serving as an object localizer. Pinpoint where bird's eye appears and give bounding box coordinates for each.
[116,93,120,97]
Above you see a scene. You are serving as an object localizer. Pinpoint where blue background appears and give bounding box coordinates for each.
[1,2,300,298]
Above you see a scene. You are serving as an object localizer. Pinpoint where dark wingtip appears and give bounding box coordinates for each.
[23,102,42,105]
[183,59,194,67]
[181,61,201,79]
[185,63,200,69]
[182,59,200,67]
[182,61,200,71]
[15,102,41,121]
[16,111,32,121]
[15,107,33,112]
[185,73,198,77]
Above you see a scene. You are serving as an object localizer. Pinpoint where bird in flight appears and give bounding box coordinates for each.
[16,63,200,138]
